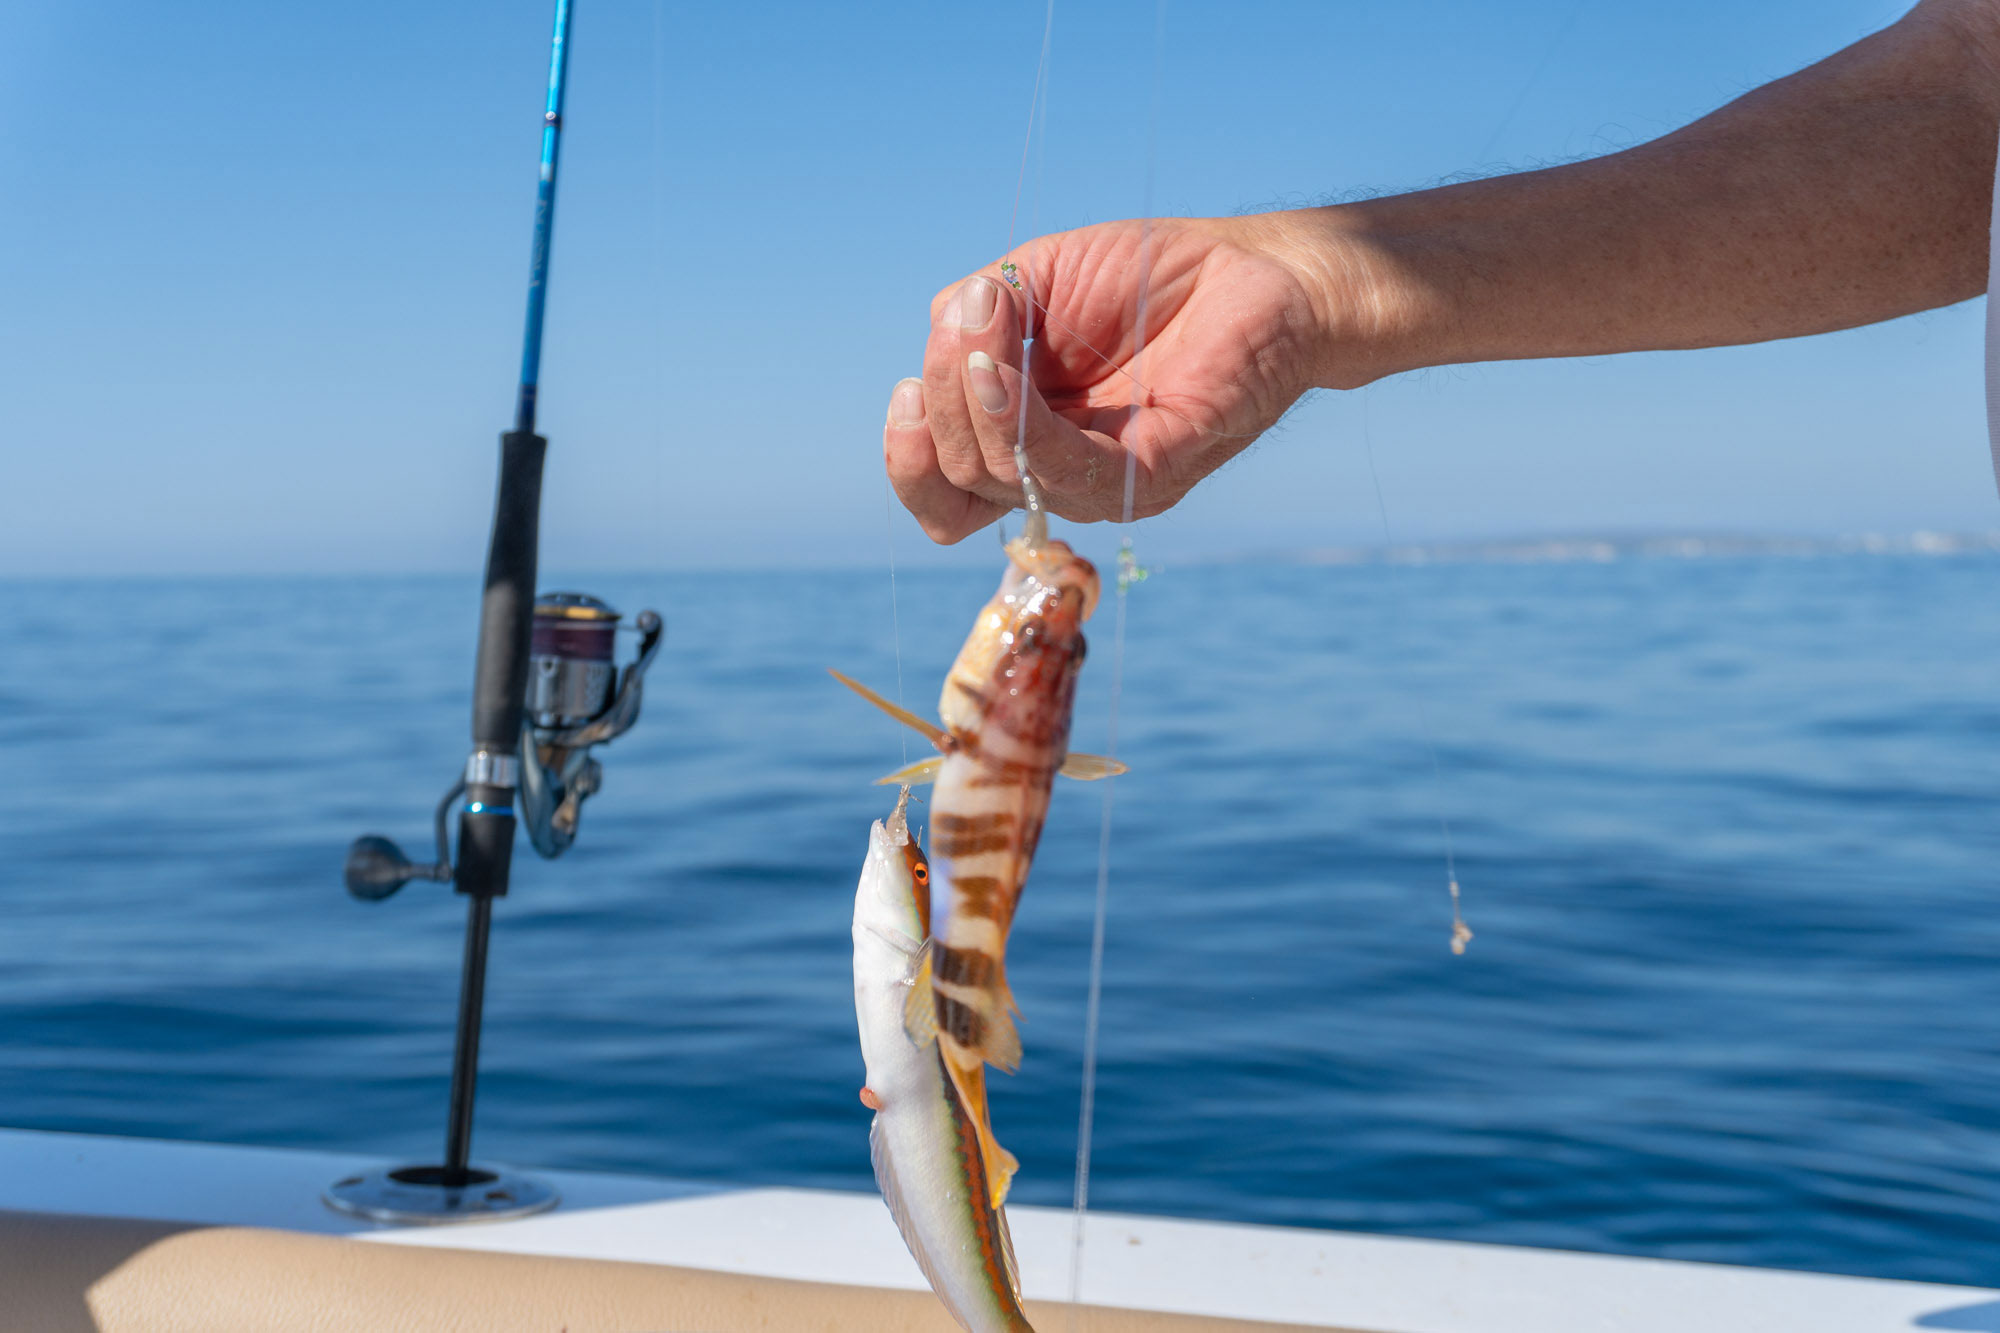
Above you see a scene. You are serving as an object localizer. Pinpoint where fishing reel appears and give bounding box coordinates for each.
[342,593,663,900]
[519,592,663,857]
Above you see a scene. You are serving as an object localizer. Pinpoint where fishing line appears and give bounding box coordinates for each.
[1331,0,1586,950]
[1473,0,1587,167]
[1001,0,1595,511]
[1322,3,1587,952]
[1004,0,1057,539]
[1359,395,1471,954]
[883,481,910,768]
[651,0,670,578]
[1068,0,1167,1320]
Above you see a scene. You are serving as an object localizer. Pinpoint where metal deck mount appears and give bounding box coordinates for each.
[323,1164,558,1226]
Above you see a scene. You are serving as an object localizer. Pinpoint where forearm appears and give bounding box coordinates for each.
[1291,0,2000,387]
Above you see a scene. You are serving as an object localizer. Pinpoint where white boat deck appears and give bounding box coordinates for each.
[3,1126,1994,1333]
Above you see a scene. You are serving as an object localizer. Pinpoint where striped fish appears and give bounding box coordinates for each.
[833,534,1123,1206]
[854,790,1034,1333]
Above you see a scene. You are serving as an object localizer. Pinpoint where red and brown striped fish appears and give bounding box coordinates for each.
[832,532,1125,1206]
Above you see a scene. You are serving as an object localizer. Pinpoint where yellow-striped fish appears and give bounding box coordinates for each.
[833,531,1124,1206]
[854,790,1034,1332]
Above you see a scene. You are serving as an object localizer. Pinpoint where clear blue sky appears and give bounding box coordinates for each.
[4,0,1987,575]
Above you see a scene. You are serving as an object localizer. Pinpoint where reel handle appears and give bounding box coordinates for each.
[342,777,465,901]
[343,835,451,901]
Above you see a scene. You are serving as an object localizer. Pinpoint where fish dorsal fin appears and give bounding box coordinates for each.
[901,940,939,1048]
[829,670,948,749]
[943,1056,1019,1210]
[1059,751,1128,781]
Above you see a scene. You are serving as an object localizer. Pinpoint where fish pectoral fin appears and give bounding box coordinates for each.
[945,1058,1020,1211]
[1059,751,1129,781]
[873,756,944,787]
[901,940,939,1048]
[864,922,921,959]
[829,670,948,749]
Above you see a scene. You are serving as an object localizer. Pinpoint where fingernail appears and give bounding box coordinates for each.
[888,378,925,427]
[966,350,1007,413]
[958,277,996,331]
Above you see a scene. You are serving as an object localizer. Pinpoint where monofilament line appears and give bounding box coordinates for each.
[1003,0,1056,543]
[651,0,670,576]
[882,481,909,767]
[1068,2,1166,1321]
[1359,394,1471,955]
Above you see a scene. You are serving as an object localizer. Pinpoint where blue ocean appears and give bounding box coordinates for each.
[5,550,2000,1287]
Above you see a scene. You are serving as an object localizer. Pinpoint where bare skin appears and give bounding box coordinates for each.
[886,0,2000,544]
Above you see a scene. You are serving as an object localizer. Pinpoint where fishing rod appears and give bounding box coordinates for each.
[327,0,663,1225]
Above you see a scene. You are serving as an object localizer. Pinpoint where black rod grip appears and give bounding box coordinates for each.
[456,428,546,901]
[471,430,547,752]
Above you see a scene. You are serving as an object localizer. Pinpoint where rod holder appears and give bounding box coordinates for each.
[323,1164,558,1226]
[329,0,574,1226]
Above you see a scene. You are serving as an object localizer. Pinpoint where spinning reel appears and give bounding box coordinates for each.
[343,593,663,901]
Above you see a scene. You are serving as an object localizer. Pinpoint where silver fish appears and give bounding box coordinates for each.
[853,790,1034,1333]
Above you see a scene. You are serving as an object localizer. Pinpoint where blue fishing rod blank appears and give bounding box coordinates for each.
[516,0,573,435]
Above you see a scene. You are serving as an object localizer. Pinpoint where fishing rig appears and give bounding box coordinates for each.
[327,0,661,1225]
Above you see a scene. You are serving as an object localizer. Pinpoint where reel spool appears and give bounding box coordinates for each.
[519,593,664,859]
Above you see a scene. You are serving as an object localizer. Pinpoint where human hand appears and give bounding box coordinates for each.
[883,215,1369,544]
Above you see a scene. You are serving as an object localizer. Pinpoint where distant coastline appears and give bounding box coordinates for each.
[11,531,2000,580]
[1226,530,2000,567]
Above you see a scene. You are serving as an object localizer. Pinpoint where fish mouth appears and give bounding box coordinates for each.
[1004,537,1101,624]
[884,788,913,844]
[938,538,1102,733]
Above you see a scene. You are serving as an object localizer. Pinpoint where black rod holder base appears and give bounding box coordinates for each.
[323,1163,558,1226]
[443,895,494,1180]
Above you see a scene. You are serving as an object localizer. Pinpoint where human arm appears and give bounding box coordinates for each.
[887,0,2000,544]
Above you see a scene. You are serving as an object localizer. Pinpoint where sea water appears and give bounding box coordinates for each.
[3,553,1999,1286]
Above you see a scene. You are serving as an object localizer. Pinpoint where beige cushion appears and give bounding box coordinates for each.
[0,1210,1350,1333]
